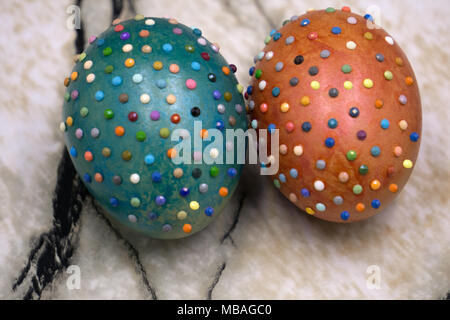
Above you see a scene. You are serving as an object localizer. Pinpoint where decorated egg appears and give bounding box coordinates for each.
[246,8,421,222]
[60,16,247,239]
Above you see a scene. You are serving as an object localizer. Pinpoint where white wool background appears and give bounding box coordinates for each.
[0,0,449,299]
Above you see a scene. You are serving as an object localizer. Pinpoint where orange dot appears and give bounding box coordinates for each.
[182,224,192,233]
[375,99,384,108]
[84,151,93,162]
[167,148,177,159]
[405,76,414,86]
[370,179,381,190]
[200,129,209,139]
[66,116,73,127]
[70,71,78,81]
[115,126,125,136]
[169,64,179,73]
[389,183,398,193]
[124,58,135,68]
[94,173,103,183]
[341,6,351,12]
[301,96,310,106]
[219,187,229,197]
[395,57,404,66]
[356,203,365,212]
[139,30,149,37]
[222,66,230,75]
[64,77,70,87]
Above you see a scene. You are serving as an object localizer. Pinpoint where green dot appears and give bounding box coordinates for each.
[282,19,290,26]
[359,165,369,175]
[102,147,111,157]
[273,179,280,189]
[64,92,70,102]
[346,150,357,161]
[80,107,89,117]
[210,166,219,177]
[105,65,114,74]
[326,7,336,12]
[136,131,146,142]
[353,184,363,195]
[185,45,194,52]
[78,52,86,62]
[130,197,141,208]
[341,64,352,74]
[255,69,262,79]
[264,36,271,44]
[104,109,114,119]
[159,128,170,138]
[103,47,112,56]
[384,70,393,80]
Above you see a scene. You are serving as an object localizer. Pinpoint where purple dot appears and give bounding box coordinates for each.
[357,130,367,140]
[120,32,130,40]
[173,27,182,35]
[229,64,237,73]
[71,90,79,100]
[150,110,160,121]
[155,195,166,206]
[213,90,221,100]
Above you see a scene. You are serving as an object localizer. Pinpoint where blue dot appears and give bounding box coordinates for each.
[340,211,350,221]
[162,43,173,52]
[83,173,91,183]
[331,26,341,34]
[111,76,122,86]
[268,123,276,134]
[371,199,381,209]
[301,188,310,197]
[290,169,298,178]
[216,120,225,130]
[148,212,158,220]
[191,61,201,71]
[96,38,105,46]
[410,132,420,142]
[364,14,374,21]
[156,79,167,89]
[325,137,335,148]
[380,119,390,129]
[249,66,255,76]
[269,29,276,36]
[246,86,253,95]
[205,207,214,216]
[320,50,330,59]
[227,168,237,177]
[155,195,166,206]
[302,122,312,132]
[213,90,221,100]
[152,171,162,182]
[145,154,155,165]
[370,146,381,157]
[95,91,104,101]
[279,174,286,183]
[273,32,282,41]
[179,187,190,197]
[193,28,202,36]
[272,87,280,97]
[109,197,118,207]
[328,118,338,129]
[69,146,77,157]
[349,107,359,118]
[300,18,310,26]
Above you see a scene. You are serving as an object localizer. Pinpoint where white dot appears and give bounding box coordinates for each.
[59,122,66,132]
[84,60,93,70]
[314,180,325,191]
[122,44,133,52]
[265,51,274,60]
[210,44,219,52]
[130,173,140,184]
[128,215,137,223]
[347,16,357,24]
[197,37,207,46]
[259,80,267,90]
[385,36,394,45]
[140,93,150,104]
[210,148,219,159]
[145,19,155,25]
[280,144,287,155]
[346,41,357,50]
[293,145,303,156]
[217,104,225,114]
[86,73,95,83]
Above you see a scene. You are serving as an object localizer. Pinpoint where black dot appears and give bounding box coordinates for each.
[191,107,201,117]
[289,77,299,86]
[308,66,319,76]
[329,88,339,98]
[112,175,122,185]
[294,55,304,65]
[192,168,202,179]
[208,73,216,82]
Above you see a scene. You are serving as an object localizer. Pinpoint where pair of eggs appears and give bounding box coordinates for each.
[61,9,421,239]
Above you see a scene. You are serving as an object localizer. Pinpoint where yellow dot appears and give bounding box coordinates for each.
[370,179,381,190]
[177,211,187,220]
[305,207,315,215]
[300,96,310,106]
[153,61,163,70]
[363,79,374,88]
[344,81,353,90]
[236,84,243,93]
[310,81,320,90]
[364,32,373,40]
[403,159,413,169]
[189,201,200,210]
[166,94,176,104]
[399,120,408,130]
[280,102,290,112]
[66,116,73,127]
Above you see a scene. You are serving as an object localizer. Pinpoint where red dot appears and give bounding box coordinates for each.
[171,114,181,124]
[341,6,351,12]
[114,24,124,32]
[128,111,138,122]
[201,52,210,61]
[308,32,318,40]
[259,103,268,113]
[285,121,295,133]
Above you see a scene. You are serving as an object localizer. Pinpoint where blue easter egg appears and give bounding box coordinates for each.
[61,17,246,239]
